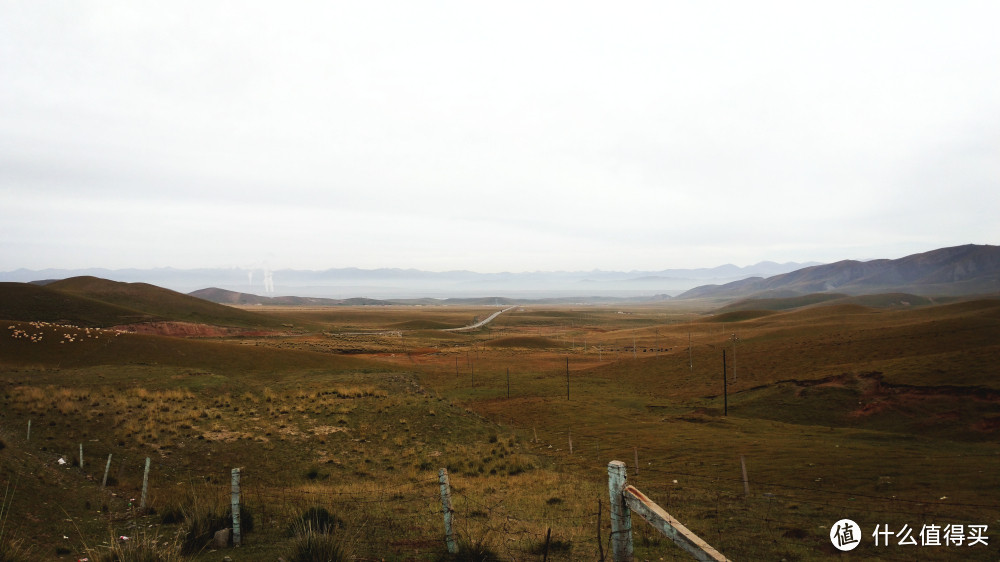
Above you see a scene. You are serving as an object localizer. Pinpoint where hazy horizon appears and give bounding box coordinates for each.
[3,3,998,273]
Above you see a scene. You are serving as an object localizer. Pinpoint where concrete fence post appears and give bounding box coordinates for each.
[439,468,457,554]
[231,468,242,546]
[139,457,151,510]
[102,453,112,488]
[607,460,634,561]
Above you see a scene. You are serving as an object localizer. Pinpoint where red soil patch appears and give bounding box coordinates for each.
[111,321,284,338]
[971,416,1000,432]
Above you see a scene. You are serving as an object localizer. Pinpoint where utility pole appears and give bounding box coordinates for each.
[722,350,728,416]
[566,357,570,400]
[688,332,693,371]
[730,333,740,382]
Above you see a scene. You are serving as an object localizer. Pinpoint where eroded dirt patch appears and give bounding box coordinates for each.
[112,321,284,337]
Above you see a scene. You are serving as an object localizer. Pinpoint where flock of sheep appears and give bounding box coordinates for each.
[6,321,124,344]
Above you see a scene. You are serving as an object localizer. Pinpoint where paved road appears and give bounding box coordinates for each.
[442,306,516,332]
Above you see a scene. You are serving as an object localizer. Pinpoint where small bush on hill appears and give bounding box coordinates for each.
[436,536,501,562]
[179,502,253,554]
[287,506,345,537]
[285,521,352,562]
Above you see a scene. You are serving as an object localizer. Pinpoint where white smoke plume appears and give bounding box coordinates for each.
[263,268,274,295]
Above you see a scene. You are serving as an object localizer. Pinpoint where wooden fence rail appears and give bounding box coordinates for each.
[608,460,729,562]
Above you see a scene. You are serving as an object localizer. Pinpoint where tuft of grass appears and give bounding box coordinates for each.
[529,537,572,554]
[177,496,252,555]
[0,536,33,562]
[84,528,184,562]
[436,535,501,562]
[285,520,352,562]
[180,504,229,555]
[287,506,345,537]
[0,477,33,562]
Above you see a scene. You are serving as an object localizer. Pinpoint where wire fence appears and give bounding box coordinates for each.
[2,421,999,560]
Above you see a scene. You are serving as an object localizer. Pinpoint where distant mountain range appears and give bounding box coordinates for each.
[4,245,998,302]
[0,261,819,299]
[677,244,1000,300]
[187,287,674,306]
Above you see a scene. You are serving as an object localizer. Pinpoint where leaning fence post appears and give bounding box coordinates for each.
[439,468,458,554]
[102,453,112,488]
[231,468,242,546]
[608,460,634,561]
[139,457,151,510]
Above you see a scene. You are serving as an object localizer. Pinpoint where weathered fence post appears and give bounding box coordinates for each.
[231,468,242,546]
[608,460,634,561]
[102,453,113,488]
[79,443,84,469]
[740,455,750,497]
[597,498,606,561]
[438,468,457,554]
[26,419,30,441]
[139,457,151,510]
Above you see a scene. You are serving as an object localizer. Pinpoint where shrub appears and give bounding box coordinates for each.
[179,502,252,554]
[287,506,345,537]
[285,521,351,562]
[180,504,229,555]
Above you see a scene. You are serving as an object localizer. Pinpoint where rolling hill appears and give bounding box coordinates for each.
[189,287,352,306]
[679,244,1000,300]
[714,292,937,314]
[0,277,288,329]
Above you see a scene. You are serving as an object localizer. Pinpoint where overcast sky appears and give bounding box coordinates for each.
[2,2,998,273]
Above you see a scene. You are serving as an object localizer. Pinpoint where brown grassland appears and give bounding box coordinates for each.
[1,290,999,560]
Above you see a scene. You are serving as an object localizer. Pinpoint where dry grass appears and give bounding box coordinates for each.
[1,298,999,560]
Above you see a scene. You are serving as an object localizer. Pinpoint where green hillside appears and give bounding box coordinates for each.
[0,282,159,326]
[32,277,289,328]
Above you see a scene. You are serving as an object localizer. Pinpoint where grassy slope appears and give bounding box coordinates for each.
[0,320,375,384]
[0,282,160,326]
[44,277,292,329]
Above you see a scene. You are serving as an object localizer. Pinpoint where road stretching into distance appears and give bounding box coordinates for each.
[442,306,517,332]
[335,306,516,336]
